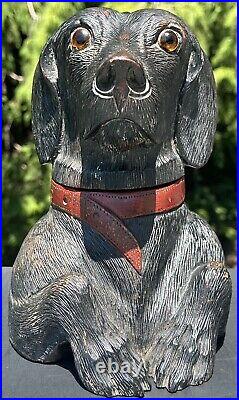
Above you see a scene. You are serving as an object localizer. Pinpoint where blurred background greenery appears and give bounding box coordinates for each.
[2,2,236,267]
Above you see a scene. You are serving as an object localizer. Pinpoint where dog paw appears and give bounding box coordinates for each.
[73,342,150,397]
[190,330,216,386]
[147,323,216,393]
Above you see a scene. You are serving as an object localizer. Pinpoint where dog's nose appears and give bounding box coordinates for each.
[93,56,151,112]
[96,56,146,93]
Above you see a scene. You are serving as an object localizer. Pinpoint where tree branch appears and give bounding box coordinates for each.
[26,2,38,21]
[9,72,24,82]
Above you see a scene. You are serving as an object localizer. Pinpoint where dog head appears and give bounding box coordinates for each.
[32,8,217,189]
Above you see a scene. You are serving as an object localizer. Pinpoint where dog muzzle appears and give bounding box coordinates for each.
[51,177,185,274]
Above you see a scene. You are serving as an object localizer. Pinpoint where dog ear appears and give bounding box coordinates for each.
[32,37,62,164]
[175,39,217,168]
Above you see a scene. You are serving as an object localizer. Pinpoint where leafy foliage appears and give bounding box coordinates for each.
[3,2,236,266]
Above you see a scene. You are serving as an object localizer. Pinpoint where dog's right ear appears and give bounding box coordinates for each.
[32,37,62,164]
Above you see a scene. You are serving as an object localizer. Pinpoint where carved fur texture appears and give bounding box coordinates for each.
[9,8,232,397]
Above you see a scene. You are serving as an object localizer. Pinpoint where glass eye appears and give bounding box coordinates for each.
[71,27,91,50]
[158,29,180,53]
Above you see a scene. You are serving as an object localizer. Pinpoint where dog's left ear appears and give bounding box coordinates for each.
[32,36,62,164]
[175,38,217,168]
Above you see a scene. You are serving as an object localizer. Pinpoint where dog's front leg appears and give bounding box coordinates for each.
[145,263,231,392]
[10,271,149,397]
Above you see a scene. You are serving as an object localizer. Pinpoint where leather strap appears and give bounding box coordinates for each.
[51,178,185,274]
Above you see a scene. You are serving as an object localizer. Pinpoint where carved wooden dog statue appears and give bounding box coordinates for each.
[9,8,232,397]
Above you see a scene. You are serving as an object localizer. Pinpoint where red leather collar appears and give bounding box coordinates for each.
[51,178,185,274]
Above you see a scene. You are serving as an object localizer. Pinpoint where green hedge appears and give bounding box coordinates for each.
[3,2,236,266]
